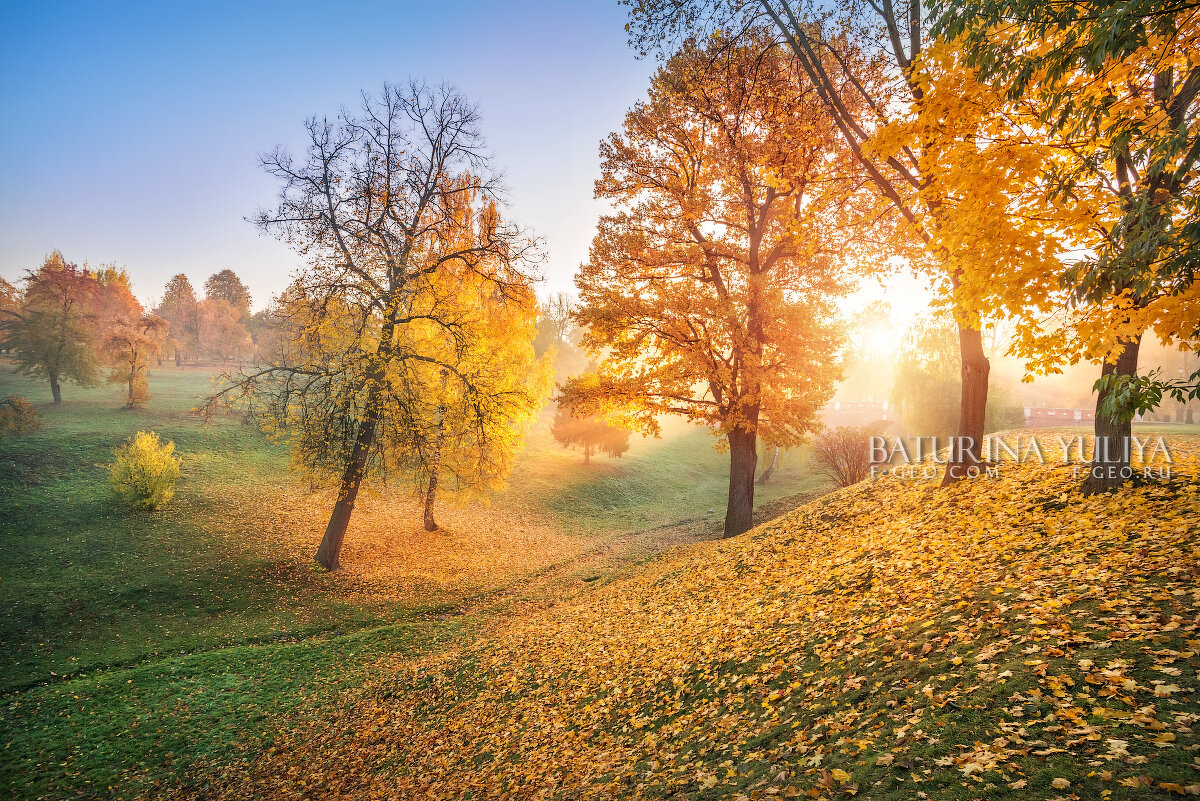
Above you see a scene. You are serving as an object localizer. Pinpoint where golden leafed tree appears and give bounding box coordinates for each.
[563,35,873,537]
[928,0,1200,492]
[208,82,544,570]
[395,209,553,533]
[863,4,1200,491]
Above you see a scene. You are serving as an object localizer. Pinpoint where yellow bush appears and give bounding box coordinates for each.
[109,431,181,510]
[0,395,40,437]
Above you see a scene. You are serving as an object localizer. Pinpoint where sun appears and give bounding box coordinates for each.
[865,328,893,357]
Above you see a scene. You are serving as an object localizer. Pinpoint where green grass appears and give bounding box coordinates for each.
[507,411,824,534]
[4,361,1195,799]
[0,366,394,695]
[0,360,829,800]
[2,614,475,800]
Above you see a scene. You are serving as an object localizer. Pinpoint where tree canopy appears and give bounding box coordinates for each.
[204,269,252,320]
[624,0,999,485]
[913,0,1200,491]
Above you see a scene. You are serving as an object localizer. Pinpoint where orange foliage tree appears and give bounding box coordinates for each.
[562,37,871,536]
[1,252,101,403]
[551,401,631,465]
[86,265,171,407]
[197,297,252,364]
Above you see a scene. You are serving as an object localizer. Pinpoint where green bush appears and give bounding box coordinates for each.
[109,431,181,510]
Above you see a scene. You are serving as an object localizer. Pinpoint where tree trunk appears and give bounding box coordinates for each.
[50,372,62,404]
[314,399,381,570]
[1082,334,1142,495]
[756,445,780,484]
[583,443,591,465]
[724,427,758,537]
[423,415,445,532]
[423,469,440,531]
[175,349,182,367]
[941,322,991,486]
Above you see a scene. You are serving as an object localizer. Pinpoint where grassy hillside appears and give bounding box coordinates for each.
[7,362,1195,800]
[152,437,1199,800]
[0,365,822,691]
[0,362,827,798]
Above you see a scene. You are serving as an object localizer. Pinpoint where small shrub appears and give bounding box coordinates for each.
[812,426,877,488]
[110,431,181,510]
[0,395,40,437]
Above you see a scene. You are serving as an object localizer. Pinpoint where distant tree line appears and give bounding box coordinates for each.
[156,268,281,366]
[0,254,278,407]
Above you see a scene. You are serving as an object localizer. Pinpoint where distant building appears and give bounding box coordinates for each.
[1023,407,1096,427]
[822,402,1110,431]
[821,400,891,428]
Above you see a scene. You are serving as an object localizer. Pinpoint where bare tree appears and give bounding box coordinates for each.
[207,82,542,570]
[812,426,876,487]
[534,291,577,355]
[543,292,575,341]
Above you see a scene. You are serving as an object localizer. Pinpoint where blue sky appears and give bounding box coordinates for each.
[0,0,655,308]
